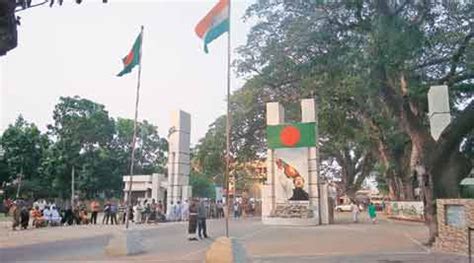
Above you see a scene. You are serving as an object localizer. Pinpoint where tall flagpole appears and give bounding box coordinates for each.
[125,25,144,229]
[224,0,232,238]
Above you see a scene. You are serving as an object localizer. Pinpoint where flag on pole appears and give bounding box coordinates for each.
[117,31,143,77]
[195,0,229,53]
[267,123,317,149]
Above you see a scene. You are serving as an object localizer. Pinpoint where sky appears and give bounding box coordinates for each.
[0,0,254,145]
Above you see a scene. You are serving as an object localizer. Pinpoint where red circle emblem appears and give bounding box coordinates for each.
[279,125,301,147]
[124,52,134,65]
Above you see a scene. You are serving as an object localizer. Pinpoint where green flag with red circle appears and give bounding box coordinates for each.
[266,122,317,149]
[117,31,142,77]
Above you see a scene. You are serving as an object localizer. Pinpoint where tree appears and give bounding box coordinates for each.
[0,115,50,198]
[237,0,473,243]
[112,118,168,176]
[47,96,115,197]
[189,170,215,199]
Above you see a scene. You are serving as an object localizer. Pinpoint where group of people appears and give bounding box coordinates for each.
[350,201,378,224]
[187,199,210,241]
[9,200,91,230]
[129,199,166,224]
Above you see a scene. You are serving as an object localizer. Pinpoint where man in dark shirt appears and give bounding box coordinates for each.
[197,200,209,239]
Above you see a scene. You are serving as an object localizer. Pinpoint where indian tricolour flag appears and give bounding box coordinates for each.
[195,0,229,53]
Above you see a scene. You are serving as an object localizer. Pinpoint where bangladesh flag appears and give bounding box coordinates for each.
[267,122,317,149]
[117,31,142,77]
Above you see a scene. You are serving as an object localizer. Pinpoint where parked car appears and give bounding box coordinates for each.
[335,204,364,212]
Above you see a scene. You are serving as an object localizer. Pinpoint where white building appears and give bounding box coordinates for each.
[123,174,168,203]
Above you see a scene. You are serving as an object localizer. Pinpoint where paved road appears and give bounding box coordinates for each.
[0,214,469,262]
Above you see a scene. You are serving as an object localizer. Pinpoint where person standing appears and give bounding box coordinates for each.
[216,201,224,218]
[351,202,360,223]
[110,202,118,225]
[233,202,240,219]
[181,200,189,221]
[167,201,175,221]
[90,200,100,224]
[174,200,182,221]
[42,205,52,226]
[197,200,208,239]
[134,202,142,224]
[188,200,198,241]
[368,202,377,224]
[10,202,20,230]
[157,200,164,221]
[102,201,111,224]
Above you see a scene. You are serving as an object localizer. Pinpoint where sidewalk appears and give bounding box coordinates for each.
[0,215,188,248]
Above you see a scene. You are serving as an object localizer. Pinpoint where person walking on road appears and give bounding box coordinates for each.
[197,200,209,239]
[368,202,377,224]
[352,202,360,223]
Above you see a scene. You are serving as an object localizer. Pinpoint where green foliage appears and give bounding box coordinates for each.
[189,171,215,199]
[0,96,168,200]
[0,116,50,198]
[234,0,473,197]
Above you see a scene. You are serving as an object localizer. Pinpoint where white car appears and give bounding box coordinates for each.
[335,204,364,212]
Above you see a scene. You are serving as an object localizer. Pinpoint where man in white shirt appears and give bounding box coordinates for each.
[50,206,62,226]
[181,200,189,221]
[42,206,52,225]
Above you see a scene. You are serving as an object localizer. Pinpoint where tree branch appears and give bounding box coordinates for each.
[431,99,474,169]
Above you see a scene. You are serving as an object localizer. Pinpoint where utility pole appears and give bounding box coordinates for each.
[71,165,75,207]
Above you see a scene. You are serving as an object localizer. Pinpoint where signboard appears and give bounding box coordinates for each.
[446,205,465,227]
[274,148,310,203]
[387,201,424,221]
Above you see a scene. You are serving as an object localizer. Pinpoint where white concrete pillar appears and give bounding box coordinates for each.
[263,102,285,218]
[428,85,451,141]
[167,110,191,209]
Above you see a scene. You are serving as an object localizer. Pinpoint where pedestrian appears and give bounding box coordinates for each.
[176,201,182,221]
[216,200,224,218]
[110,202,118,225]
[51,206,62,226]
[42,205,52,226]
[351,202,360,223]
[181,200,189,221]
[134,202,142,224]
[102,201,111,224]
[90,200,100,224]
[167,201,175,221]
[197,200,209,239]
[368,202,377,224]
[20,206,30,229]
[157,200,164,222]
[10,202,21,230]
[62,205,74,225]
[188,200,198,241]
[233,202,239,219]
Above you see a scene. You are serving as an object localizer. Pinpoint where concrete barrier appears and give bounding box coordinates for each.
[105,229,145,256]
